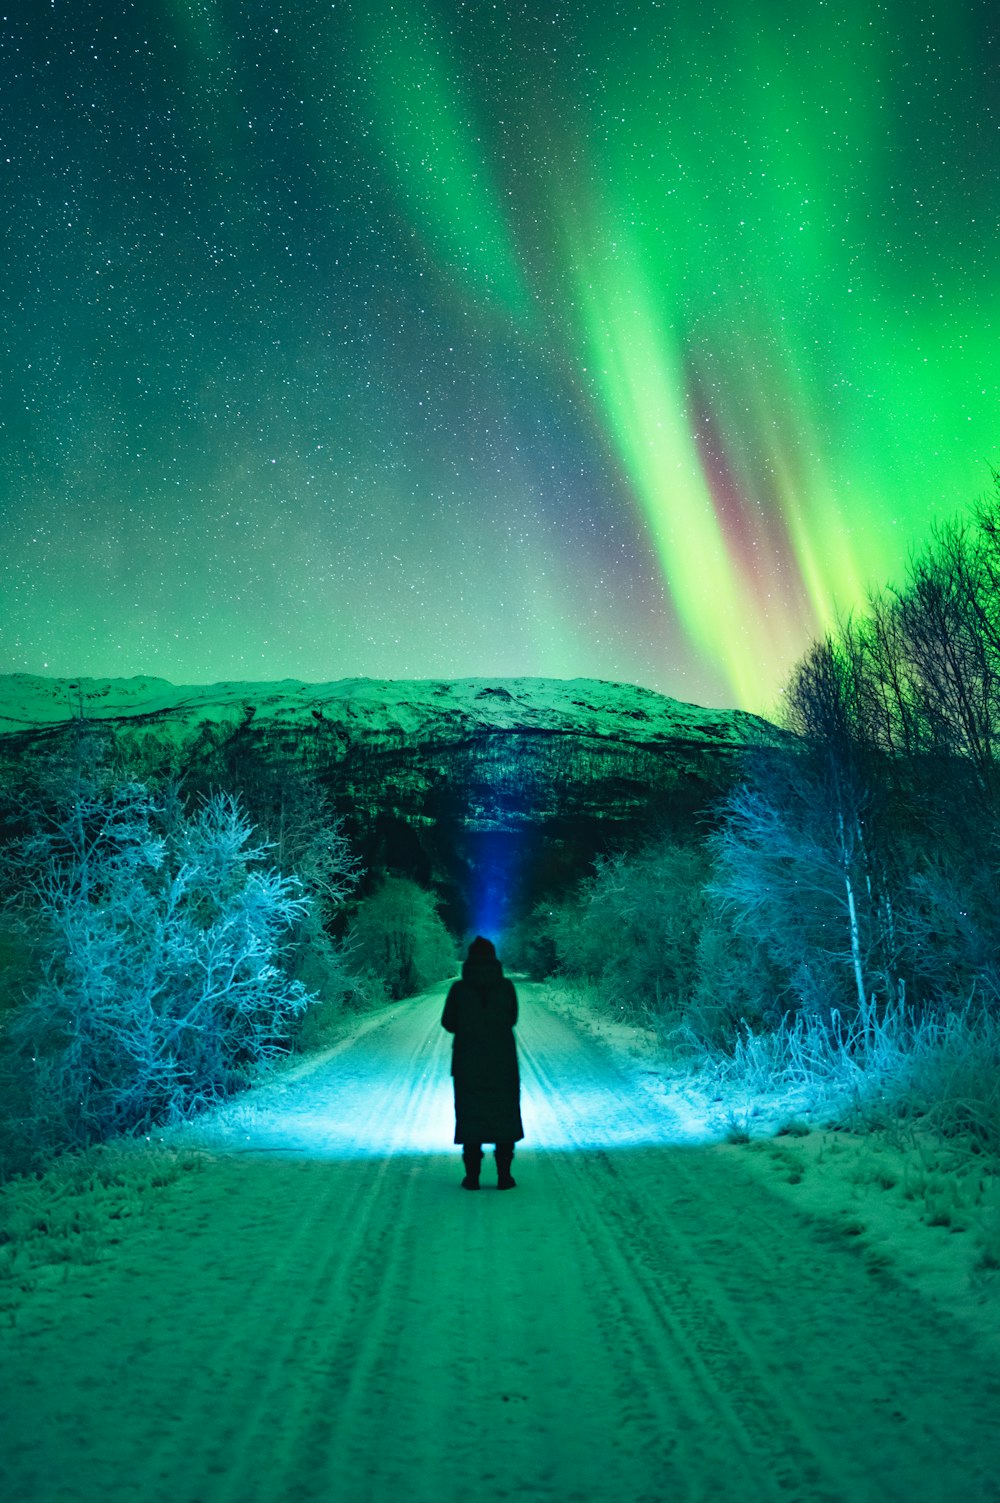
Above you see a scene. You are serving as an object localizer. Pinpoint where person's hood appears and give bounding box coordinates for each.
[461,956,504,984]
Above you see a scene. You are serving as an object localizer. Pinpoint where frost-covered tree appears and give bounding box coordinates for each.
[542,839,709,1025]
[709,491,1000,1026]
[711,639,901,1020]
[2,767,318,1153]
[347,875,456,1000]
[710,766,876,1019]
[234,765,363,1018]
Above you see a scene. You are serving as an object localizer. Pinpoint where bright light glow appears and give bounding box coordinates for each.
[174,987,718,1160]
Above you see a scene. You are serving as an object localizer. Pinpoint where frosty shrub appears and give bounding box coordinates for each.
[347,875,456,1000]
[698,992,1000,1154]
[499,902,560,980]
[166,757,363,1039]
[0,1140,199,1277]
[686,894,788,1047]
[545,839,709,1028]
[900,854,1000,1010]
[1,773,316,1159]
[271,793,362,1045]
[893,1001,1000,1152]
[294,960,392,1049]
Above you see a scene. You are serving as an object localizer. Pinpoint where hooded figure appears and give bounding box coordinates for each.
[441,936,524,1190]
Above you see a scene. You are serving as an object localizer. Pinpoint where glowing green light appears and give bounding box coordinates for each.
[551,0,1000,705]
[571,232,761,704]
[356,2,531,321]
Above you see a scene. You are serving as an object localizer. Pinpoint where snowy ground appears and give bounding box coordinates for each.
[2,982,1000,1503]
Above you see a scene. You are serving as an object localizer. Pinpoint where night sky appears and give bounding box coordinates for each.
[3,2,998,711]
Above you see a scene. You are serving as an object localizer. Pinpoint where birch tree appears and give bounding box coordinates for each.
[711,639,900,1019]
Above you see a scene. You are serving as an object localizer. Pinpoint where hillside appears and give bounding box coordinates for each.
[0,674,773,928]
[0,673,764,748]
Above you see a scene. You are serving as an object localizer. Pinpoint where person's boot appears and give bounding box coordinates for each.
[495,1144,516,1190]
[461,1146,482,1190]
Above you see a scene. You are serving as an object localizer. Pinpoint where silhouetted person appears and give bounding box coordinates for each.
[442,936,524,1190]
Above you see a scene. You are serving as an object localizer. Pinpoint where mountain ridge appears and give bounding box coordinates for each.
[0,674,773,927]
[0,672,769,747]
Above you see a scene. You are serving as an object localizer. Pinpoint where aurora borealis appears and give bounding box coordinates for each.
[3,2,998,710]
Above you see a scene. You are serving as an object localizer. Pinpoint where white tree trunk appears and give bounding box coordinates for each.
[838,812,867,1013]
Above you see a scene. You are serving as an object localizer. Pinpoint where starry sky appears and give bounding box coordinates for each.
[3,1,998,711]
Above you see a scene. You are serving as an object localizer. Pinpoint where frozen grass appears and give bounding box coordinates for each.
[558,979,1000,1325]
[684,995,1000,1157]
[0,1141,202,1324]
[667,995,1000,1280]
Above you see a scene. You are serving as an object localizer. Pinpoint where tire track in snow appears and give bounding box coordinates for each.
[516,991,998,1503]
[128,1158,368,1493]
[519,1021,831,1503]
[3,985,999,1503]
[261,1017,452,1502]
[210,999,448,1503]
[80,998,445,1502]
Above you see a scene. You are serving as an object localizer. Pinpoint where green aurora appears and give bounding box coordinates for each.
[4,1,998,708]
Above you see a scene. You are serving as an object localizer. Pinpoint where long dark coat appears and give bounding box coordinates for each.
[441,956,524,1146]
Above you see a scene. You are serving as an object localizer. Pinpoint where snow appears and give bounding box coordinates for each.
[167,980,697,1161]
[550,987,1000,1361]
[0,671,764,747]
[2,981,999,1502]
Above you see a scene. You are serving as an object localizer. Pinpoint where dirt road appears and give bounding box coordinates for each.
[2,982,998,1502]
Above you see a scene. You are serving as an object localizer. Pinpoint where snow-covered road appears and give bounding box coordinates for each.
[3,983,998,1502]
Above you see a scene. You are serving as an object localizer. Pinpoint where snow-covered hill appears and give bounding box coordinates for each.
[0,672,765,748]
[0,674,772,927]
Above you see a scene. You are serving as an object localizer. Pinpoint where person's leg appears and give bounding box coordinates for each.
[494,1142,516,1190]
[461,1143,483,1190]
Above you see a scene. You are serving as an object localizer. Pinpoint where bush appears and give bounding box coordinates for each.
[1,772,317,1162]
[686,896,787,1046]
[294,957,392,1049]
[694,992,1000,1154]
[541,838,709,1027]
[498,902,560,979]
[346,875,456,999]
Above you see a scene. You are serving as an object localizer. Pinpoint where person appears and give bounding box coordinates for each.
[441,935,524,1190]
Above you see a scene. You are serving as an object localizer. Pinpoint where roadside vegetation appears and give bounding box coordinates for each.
[0,739,454,1177]
[5,482,1000,1215]
[509,484,1000,1167]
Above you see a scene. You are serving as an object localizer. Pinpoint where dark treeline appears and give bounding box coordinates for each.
[510,486,1000,1151]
